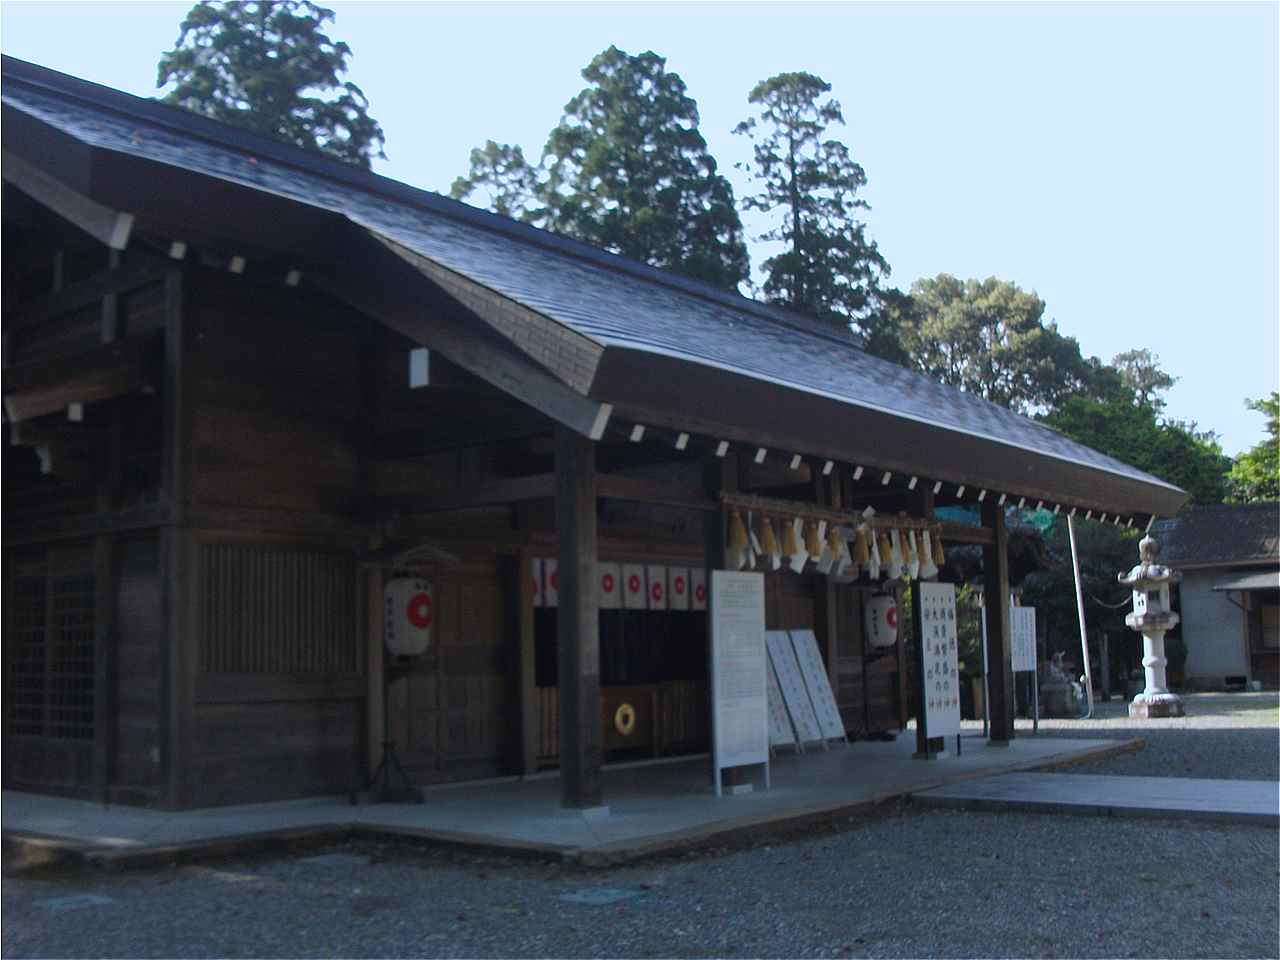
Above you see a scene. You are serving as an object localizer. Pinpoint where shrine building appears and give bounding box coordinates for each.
[1,57,1187,810]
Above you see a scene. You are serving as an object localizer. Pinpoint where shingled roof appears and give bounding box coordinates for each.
[1152,502,1280,569]
[1,55,1189,519]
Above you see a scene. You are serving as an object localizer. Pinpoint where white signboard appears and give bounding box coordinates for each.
[597,562,622,610]
[711,571,770,794]
[690,568,708,612]
[531,557,545,609]
[544,558,559,608]
[646,564,668,611]
[766,631,823,745]
[669,567,691,611]
[917,582,961,739]
[766,659,797,749]
[622,564,646,610]
[788,630,847,742]
[1011,606,1037,673]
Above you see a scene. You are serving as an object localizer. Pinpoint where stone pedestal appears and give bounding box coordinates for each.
[1129,697,1185,719]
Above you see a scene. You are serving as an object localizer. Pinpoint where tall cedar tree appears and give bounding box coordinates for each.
[453,47,748,292]
[735,72,888,333]
[896,275,1098,414]
[158,1,385,168]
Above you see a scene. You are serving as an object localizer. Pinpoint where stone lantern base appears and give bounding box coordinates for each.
[1129,693,1185,719]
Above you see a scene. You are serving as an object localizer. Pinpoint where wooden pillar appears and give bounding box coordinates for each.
[555,425,603,809]
[982,501,1014,743]
[365,567,385,780]
[161,268,194,807]
[703,453,736,788]
[516,548,538,776]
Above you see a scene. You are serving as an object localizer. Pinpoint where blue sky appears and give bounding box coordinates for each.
[3,1,1276,455]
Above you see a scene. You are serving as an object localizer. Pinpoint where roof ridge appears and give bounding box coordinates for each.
[0,54,863,353]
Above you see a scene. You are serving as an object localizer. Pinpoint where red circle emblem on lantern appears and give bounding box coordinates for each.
[695,584,706,603]
[550,570,559,590]
[674,576,686,595]
[628,574,642,593]
[885,607,898,630]
[602,573,615,593]
[651,581,663,602]
[407,592,433,629]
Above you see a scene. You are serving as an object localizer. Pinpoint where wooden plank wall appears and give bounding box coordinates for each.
[178,273,369,806]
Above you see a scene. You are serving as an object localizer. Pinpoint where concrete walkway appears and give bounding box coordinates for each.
[3,734,1135,869]
[913,771,1279,825]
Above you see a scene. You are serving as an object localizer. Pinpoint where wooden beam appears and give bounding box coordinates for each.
[982,501,1014,743]
[939,521,994,546]
[6,257,167,336]
[365,567,385,781]
[555,425,604,809]
[377,473,556,514]
[3,149,133,250]
[372,233,604,396]
[596,473,716,511]
[313,234,611,441]
[2,336,153,423]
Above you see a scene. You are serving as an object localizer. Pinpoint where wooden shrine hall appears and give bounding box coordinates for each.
[1,57,1188,811]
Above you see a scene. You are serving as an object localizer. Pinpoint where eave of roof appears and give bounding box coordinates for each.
[0,54,1190,519]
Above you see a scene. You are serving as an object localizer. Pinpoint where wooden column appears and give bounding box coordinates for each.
[982,501,1014,743]
[515,548,538,776]
[555,425,603,809]
[703,453,736,788]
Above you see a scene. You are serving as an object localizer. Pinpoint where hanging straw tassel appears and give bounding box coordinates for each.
[933,531,946,567]
[877,530,892,565]
[919,531,939,580]
[853,526,870,566]
[760,516,778,556]
[805,519,823,561]
[868,528,882,579]
[782,516,801,558]
[728,510,749,570]
[902,529,916,567]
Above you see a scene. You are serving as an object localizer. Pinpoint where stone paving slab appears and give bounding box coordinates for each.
[913,772,1279,825]
[2,736,1142,871]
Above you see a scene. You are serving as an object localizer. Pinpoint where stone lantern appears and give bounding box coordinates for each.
[1118,535,1184,718]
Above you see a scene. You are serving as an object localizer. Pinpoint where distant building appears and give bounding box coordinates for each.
[1154,503,1280,689]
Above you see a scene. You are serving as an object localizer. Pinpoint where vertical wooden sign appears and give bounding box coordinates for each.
[711,570,770,796]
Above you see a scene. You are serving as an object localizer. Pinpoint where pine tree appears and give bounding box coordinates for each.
[158,1,385,167]
[453,47,748,292]
[735,72,888,332]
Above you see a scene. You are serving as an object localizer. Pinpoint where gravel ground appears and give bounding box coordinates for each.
[3,809,1276,959]
[4,691,1277,959]
[1000,690,1280,780]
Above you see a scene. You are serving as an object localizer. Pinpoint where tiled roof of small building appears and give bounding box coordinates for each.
[1151,502,1280,567]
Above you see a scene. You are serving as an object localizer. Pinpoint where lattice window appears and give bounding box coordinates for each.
[7,550,95,740]
[200,543,358,674]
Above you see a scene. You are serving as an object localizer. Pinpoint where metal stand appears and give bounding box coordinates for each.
[356,661,424,804]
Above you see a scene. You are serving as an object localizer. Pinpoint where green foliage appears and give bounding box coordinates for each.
[1044,393,1232,504]
[449,141,542,222]
[734,72,889,334]
[453,47,748,292]
[1227,392,1280,503]
[1019,518,1141,676]
[1112,348,1177,411]
[158,1,385,167]
[896,275,1096,414]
